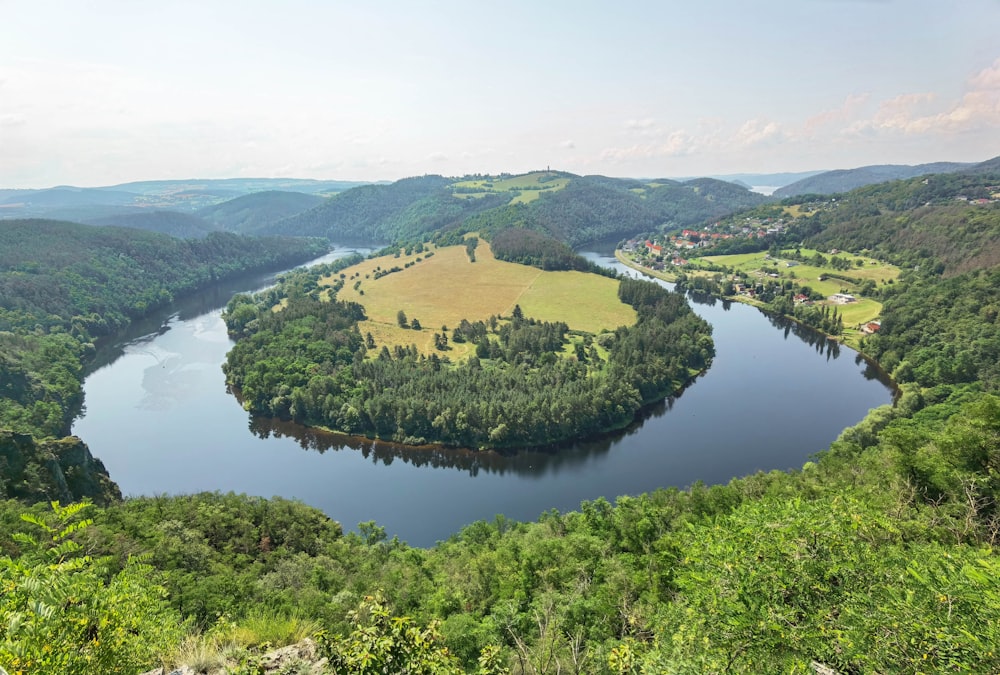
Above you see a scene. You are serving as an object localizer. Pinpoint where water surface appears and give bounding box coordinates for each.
[74,248,893,546]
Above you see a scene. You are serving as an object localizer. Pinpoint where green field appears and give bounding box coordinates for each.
[326,241,635,357]
[694,249,900,339]
[450,171,570,205]
[618,246,900,345]
[701,249,898,286]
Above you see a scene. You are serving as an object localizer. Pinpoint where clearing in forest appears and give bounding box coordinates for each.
[450,171,570,204]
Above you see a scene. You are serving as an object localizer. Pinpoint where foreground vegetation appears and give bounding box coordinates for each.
[3,385,999,673]
[3,163,1000,672]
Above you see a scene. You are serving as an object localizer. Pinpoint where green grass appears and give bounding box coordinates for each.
[450,171,570,205]
[165,610,318,673]
[697,250,898,299]
[618,247,897,347]
[693,249,900,344]
[327,242,635,357]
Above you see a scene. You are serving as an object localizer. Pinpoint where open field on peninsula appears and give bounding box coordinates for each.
[326,241,636,357]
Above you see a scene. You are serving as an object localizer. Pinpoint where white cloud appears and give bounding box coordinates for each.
[732,119,782,147]
[848,57,1000,136]
[0,114,26,128]
[802,93,871,134]
[969,57,1000,91]
[624,118,664,139]
[600,130,698,163]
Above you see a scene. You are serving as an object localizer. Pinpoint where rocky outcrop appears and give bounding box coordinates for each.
[140,639,327,675]
[0,430,121,505]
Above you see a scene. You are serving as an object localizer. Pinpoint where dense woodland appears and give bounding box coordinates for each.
[0,219,328,501]
[772,160,973,197]
[267,173,769,248]
[222,259,713,448]
[3,164,1000,673]
[489,227,605,273]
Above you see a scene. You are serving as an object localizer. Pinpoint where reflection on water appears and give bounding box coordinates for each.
[85,249,373,375]
[247,395,679,478]
[75,246,895,546]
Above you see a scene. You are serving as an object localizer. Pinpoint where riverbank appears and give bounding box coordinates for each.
[614,249,876,351]
[76,248,894,546]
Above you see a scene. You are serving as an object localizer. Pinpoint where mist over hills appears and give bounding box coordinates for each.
[196,190,325,233]
[0,177,366,223]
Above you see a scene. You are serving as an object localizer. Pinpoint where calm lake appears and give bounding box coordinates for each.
[73,248,894,547]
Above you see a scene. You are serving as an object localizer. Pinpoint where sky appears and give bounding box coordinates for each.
[1,0,999,188]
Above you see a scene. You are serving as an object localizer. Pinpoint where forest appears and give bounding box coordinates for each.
[221,255,713,449]
[0,219,329,503]
[267,172,770,248]
[2,163,1000,673]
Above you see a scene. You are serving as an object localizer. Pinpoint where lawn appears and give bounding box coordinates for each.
[326,241,635,357]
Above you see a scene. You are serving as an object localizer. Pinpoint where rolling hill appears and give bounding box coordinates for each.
[197,190,325,233]
[86,210,218,238]
[774,161,974,197]
[0,177,370,222]
[267,171,771,247]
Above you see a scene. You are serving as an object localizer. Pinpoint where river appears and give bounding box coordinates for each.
[72,247,894,547]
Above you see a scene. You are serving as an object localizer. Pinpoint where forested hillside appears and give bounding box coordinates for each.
[791,169,1000,275]
[0,219,328,503]
[86,210,218,238]
[266,171,771,247]
[4,166,1000,673]
[269,175,473,241]
[0,220,329,335]
[773,160,974,197]
[197,190,325,233]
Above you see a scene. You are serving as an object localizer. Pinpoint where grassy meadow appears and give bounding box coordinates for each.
[619,245,900,345]
[450,171,570,205]
[696,248,900,334]
[325,241,635,357]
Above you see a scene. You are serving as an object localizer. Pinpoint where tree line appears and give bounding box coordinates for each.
[0,218,329,499]
[223,263,714,449]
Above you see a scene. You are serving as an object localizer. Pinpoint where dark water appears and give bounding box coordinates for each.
[73,248,894,547]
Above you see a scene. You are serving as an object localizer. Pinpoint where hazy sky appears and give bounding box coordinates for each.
[2,0,999,187]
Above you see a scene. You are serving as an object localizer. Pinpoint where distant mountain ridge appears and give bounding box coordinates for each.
[86,211,218,239]
[672,170,825,189]
[268,171,771,247]
[197,190,325,233]
[774,161,975,197]
[0,177,369,222]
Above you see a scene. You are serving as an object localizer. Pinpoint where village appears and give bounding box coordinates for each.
[616,236,900,348]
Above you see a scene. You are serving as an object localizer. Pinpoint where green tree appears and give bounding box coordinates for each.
[317,592,504,674]
[0,502,183,675]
